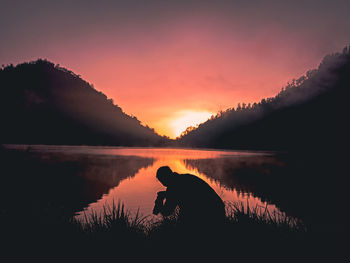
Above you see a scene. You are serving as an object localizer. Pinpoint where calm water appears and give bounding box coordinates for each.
[74,147,285,220]
[4,145,287,221]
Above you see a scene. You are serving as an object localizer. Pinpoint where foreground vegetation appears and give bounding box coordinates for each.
[74,200,305,244]
[1,199,345,261]
[0,202,311,253]
[71,201,344,260]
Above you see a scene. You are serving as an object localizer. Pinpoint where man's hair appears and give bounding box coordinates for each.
[156,166,173,182]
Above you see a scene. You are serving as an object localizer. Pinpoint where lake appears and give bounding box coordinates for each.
[3,145,289,222]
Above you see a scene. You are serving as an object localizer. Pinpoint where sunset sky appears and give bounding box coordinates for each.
[1,0,350,138]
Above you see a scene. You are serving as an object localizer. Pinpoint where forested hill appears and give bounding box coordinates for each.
[0,59,168,146]
[178,46,350,151]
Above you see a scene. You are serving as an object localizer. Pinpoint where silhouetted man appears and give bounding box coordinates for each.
[153,166,225,228]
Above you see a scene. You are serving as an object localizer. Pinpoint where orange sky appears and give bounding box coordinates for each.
[63,25,325,138]
[1,1,349,138]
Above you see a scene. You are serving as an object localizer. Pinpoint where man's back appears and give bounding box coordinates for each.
[166,173,225,223]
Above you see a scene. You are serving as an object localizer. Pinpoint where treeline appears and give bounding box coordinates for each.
[178,46,350,151]
[1,46,349,149]
[0,59,169,146]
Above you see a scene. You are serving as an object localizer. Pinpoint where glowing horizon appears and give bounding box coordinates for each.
[169,110,214,139]
[1,1,349,138]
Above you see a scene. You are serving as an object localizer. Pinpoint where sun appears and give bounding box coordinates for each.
[170,110,214,139]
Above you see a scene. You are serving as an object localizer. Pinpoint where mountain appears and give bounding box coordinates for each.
[2,47,349,149]
[0,59,169,146]
[178,46,350,151]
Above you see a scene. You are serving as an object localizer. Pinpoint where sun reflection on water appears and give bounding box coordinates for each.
[74,148,280,221]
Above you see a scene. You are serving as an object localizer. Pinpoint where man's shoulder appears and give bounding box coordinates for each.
[175,172,197,179]
[176,172,207,185]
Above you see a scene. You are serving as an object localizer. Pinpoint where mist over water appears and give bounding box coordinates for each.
[76,151,283,221]
[3,145,291,222]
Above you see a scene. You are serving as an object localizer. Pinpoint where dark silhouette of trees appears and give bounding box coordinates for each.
[0,59,170,146]
[2,45,349,149]
[178,46,350,151]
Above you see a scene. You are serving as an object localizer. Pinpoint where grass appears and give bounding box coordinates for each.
[63,200,315,260]
[79,201,148,233]
[75,200,149,246]
[2,199,343,260]
[74,200,303,235]
[69,200,307,252]
[226,200,305,230]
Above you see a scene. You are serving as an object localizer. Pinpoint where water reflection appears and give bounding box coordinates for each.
[183,156,285,201]
[73,147,283,220]
[1,145,154,218]
[3,145,287,221]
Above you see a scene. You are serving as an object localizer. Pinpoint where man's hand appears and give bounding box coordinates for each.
[157,191,166,199]
[153,191,166,215]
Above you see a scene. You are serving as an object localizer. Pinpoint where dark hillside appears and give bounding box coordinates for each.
[0,59,168,146]
[178,46,350,152]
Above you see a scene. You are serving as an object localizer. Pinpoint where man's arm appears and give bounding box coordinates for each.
[159,189,177,217]
[153,191,166,215]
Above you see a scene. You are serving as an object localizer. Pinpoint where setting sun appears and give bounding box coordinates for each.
[170,110,214,139]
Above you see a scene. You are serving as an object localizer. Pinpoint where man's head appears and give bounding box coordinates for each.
[156,166,174,187]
